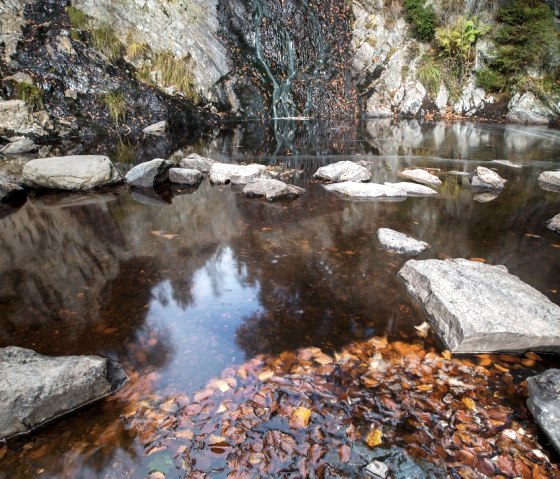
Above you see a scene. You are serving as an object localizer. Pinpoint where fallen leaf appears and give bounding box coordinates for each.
[290,406,312,428]
[366,429,383,448]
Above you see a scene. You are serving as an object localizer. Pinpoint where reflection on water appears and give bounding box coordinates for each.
[1,120,560,477]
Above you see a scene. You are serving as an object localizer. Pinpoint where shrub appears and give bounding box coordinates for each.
[91,24,123,62]
[417,54,441,95]
[15,82,43,111]
[475,67,507,92]
[435,17,488,62]
[101,90,126,125]
[403,0,436,42]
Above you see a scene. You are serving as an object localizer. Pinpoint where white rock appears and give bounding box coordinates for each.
[125,159,173,188]
[538,171,560,191]
[547,214,560,234]
[491,160,523,169]
[377,228,429,255]
[168,167,203,186]
[209,163,267,185]
[398,169,441,187]
[507,92,555,124]
[384,182,437,196]
[471,166,506,190]
[180,153,216,173]
[324,181,407,200]
[313,161,371,183]
[243,178,305,202]
[0,137,36,154]
[142,120,167,136]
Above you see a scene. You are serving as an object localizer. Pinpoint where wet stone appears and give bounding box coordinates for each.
[398,169,442,187]
[0,137,36,155]
[0,172,25,202]
[377,228,429,255]
[168,168,203,186]
[527,369,560,455]
[539,171,560,191]
[547,214,560,234]
[243,178,305,202]
[209,163,267,185]
[313,160,371,183]
[471,167,506,190]
[179,153,216,173]
[383,182,437,197]
[125,159,174,188]
[324,181,407,200]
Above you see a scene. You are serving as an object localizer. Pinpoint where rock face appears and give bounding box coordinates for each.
[398,259,560,353]
[142,121,167,136]
[377,228,429,255]
[209,163,267,185]
[324,182,407,200]
[548,214,560,234]
[243,178,305,202]
[23,155,122,190]
[313,161,371,183]
[384,182,437,197]
[0,100,52,137]
[398,169,442,187]
[539,171,560,191]
[179,153,216,174]
[168,168,203,186]
[471,167,506,190]
[0,172,25,202]
[0,346,127,440]
[507,92,558,125]
[527,369,560,455]
[125,159,173,188]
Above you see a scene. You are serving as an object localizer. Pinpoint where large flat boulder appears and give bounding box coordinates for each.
[539,171,560,191]
[23,155,122,190]
[168,167,203,186]
[313,161,371,183]
[398,169,441,187]
[243,178,305,202]
[384,182,437,197]
[125,159,173,188]
[398,259,560,353]
[209,163,267,185]
[377,228,429,255]
[527,369,560,455]
[324,182,407,200]
[180,153,216,174]
[0,347,127,440]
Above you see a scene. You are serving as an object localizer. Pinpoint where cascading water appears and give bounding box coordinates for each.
[219,0,357,120]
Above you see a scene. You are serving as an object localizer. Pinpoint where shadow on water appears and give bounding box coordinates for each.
[0,120,560,477]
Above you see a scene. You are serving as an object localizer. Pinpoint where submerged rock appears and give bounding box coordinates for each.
[180,153,216,174]
[538,171,560,191]
[0,172,26,202]
[0,346,127,440]
[377,228,429,255]
[398,169,441,187]
[383,182,437,197]
[23,155,122,190]
[168,168,203,186]
[473,191,501,203]
[471,167,506,190]
[125,159,173,188]
[313,161,371,183]
[398,258,560,353]
[209,163,267,185]
[324,182,406,200]
[527,369,560,455]
[491,160,523,169]
[0,137,37,154]
[243,178,305,202]
[547,214,560,234]
[142,121,167,136]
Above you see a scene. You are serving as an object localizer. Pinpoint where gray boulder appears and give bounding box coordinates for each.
[0,347,127,440]
[507,92,556,125]
[125,159,173,188]
[384,182,437,197]
[471,166,506,190]
[0,172,25,202]
[313,161,371,183]
[547,214,560,234]
[324,182,407,200]
[168,167,203,186]
[538,171,560,191]
[23,155,122,190]
[398,258,560,353]
[142,120,167,136]
[377,228,429,255]
[0,100,52,137]
[179,153,216,174]
[527,369,560,455]
[0,137,37,154]
[398,169,442,187]
[243,178,305,202]
[209,163,267,185]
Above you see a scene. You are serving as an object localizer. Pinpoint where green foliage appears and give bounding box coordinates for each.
[153,51,198,101]
[91,24,123,62]
[403,0,436,42]
[417,54,441,95]
[475,67,507,93]
[435,17,488,61]
[101,90,126,125]
[67,6,88,29]
[15,82,43,111]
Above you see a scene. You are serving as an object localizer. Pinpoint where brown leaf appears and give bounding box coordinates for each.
[338,444,351,463]
[290,406,312,428]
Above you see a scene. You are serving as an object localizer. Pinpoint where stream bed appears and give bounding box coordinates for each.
[1,120,560,478]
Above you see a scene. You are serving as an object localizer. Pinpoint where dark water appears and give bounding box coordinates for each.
[1,119,560,478]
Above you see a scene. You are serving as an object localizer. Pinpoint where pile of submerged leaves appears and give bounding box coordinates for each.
[122,337,559,478]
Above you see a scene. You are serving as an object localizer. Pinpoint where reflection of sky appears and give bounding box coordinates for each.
[144,247,261,395]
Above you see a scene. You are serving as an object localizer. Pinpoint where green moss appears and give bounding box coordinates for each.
[67,6,88,29]
[91,24,123,62]
[101,90,126,125]
[15,82,43,111]
[475,67,507,93]
[417,54,441,95]
[403,0,436,42]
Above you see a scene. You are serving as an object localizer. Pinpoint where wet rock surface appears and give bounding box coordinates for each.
[0,172,25,202]
[313,160,371,183]
[168,168,203,187]
[398,259,560,354]
[471,167,506,190]
[377,228,429,255]
[243,178,305,202]
[507,92,558,125]
[0,346,127,440]
[324,181,407,200]
[398,169,442,187]
[209,163,267,185]
[527,369,560,455]
[125,159,173,188]
[22,155,122,190]
[383,182,437,197]
[539,171,560,191]
[548,214,560,234]
[179,153,216,174]
[0,137,37,155]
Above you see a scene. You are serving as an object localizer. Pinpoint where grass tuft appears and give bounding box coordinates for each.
[101,90,127,125]
[417,54,441,95]
[153,51,198,101]
[67,6,88,29]
[91,24,123,62]
[15,82,43,111]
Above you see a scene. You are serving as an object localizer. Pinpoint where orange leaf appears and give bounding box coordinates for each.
[366,429,383,448]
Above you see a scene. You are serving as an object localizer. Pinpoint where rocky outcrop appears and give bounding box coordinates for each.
[399,258,560,353]
[243,178,305,202]
[471,167,506,190]
[0,346,127,440]
[313,161,371,183]
[527,369,560,455]
[125,159,173,188]
[383,182,437,197]
[179,153,215,174]
[398,169,442,187]
[23,155,122,190]
[507,92,559,125]
[539,171,560,191]
[548,214,560,234]
[209,163,267,185]
[0,137,37,154]
[377,228,429,255]
[0,100,52,138]
[168,167,203,186]
[0,172,25,202]
[324,181,407,200]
